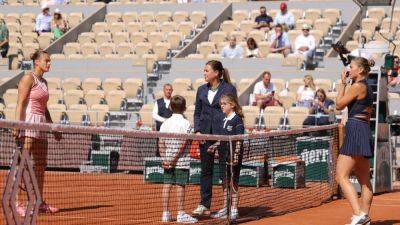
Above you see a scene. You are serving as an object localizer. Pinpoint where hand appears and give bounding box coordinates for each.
[13,129,20,141]
[207,145,217,154]
[341,68,347,84]
[53,131,62,141]
[162,161,171,169]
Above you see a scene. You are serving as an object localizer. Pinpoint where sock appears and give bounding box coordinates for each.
[178,211,185,216]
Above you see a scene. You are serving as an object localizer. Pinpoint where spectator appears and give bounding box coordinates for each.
[388,56,400,89]
[245,37,262,58]
[254,6,273,32]
[296,75,317,107]
[52,9,69,39]
[221,36,244,59]
[303,89,335,126]
[294,24,316,67]
[153,83,173,131]
[36,4,52,34]
[269,24,291,56]
[349,35,374,63]
[274,2,295,30]
[252,71,279,108]
[0,19,9,58]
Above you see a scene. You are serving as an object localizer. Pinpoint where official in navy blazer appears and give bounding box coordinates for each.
[192,60,238,215]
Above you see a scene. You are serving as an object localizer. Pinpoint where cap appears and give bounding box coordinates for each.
[302,24,311,30]
[54,8,61,14]
[280,3,287,11]
[41,4,49,10]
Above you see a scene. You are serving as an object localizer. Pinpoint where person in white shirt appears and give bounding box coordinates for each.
[36,4,52,34]
[294,24,316,66]
[153,83,173,131]
[269,24,291,56]
[252,71,279,108]
[159,95,198,224]
[221,36,244,59]
[245,37,262,58]
[274,2,295,30]
[296,75,318,107]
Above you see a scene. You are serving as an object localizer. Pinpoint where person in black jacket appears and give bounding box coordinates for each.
[192,60,238,216]
[153,83,173,131]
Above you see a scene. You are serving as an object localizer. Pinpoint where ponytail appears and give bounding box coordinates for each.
[206,60,232,85]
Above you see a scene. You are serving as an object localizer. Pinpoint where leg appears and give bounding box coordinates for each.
[162,184,172,212]
[353,157,373,215]
[335,154,361,216]
[200,141,214,208]
[29,138,48,198]
[176,185,185,213]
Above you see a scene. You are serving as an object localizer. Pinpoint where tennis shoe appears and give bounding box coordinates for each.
[161,211,171,222]
[230,208,239,220]
[39,202,59,214]
[348,213,371,225]
[192,205,209,216]
[177,212,198,223]
[210,208,227,219]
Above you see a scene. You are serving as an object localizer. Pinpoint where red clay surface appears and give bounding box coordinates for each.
[245,190,400,225]
[1,170,336,225]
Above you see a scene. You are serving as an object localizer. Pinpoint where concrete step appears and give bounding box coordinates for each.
[0,58,8,71]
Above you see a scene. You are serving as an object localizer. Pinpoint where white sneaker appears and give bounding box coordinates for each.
[348,213,371,225]
[230,208,238,220]
[161,211,171,222]
[210,208,227,219]
[192,205,209,216]
[177,212,198,224]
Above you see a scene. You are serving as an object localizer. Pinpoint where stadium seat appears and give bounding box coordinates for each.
[20,13,36,24]
[88,104,110,126]
[7,23,20,33]
[290,9,303,21]
[172,78,192,93]
[181,91,196,106]
[92,22,109,33]
[287,107,309,129]
[47,77,62,90]
[148,32,165,46]
[63,43,81,56]
[381,18,399,34]
[247,30,265,43]
[156,11,172,23]
[278,92,296,110]
[138,104,154,128]
[86,54,102,59]
[167,31,183,49]
[264,106,284,129]
[117,43,135,56]
[68,12,84,27]
[106,12,122,25]
[220,21,237,35]
[65,109,86,125]
[103,78,122,94]
[323,8,341,26]
[237,78,253,94]
[153,42,170,60]
[173,11,189,23]
[161,21,178,33]
[106,90,126,111]
[22,43,39,60]
[37,34,53,49]
[139,11,155,23]
[127,22,143,33]
[5,13,19,24]
[82,78,102,93]
[78,32,95,44]
[326,92,338,104]
[21,32,38,46]
[304,9,322,24]
[239,20,256,35]
[2,89,18,107]
[210,31,227,45]
[257,41,270,58]
[20,23,35,33]
[314,18,331,36]
[282,54,304,67]
[64,90,84,108]
[367,7,386,22]
[143,22,160,34]
[295,19,313,30]
[187,53,204,59]
[361,18,379,32]
[184,105,195,125]
[3,104,16,120]
[271,78,286,93]
[62,77,81,91]
[345,40,359,52]
[353,29,373,42]
[8,32,21,44]
[85,90,105,107]
[190,11,206,27]
[315,79,333,92]
[178,22,195,38]
[81,43,99,56]
[123,78,142,98]
[95,32,112,44]
[109,22,126,33]
[99,43,116,56]
[48,89,63,105]
[70,104,88,111]
[230,31,246,42]
[242,106,260,129]
[232,10,249,25]
[207,54,222,60]
[375,30,393,42]
[267,53,284,60]
[48,104,67,123]
[197,42,215,57]
[135,42,152,57]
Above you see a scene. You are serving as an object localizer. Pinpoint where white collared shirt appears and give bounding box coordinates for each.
[35,13,52,32]
[159,114,191,169]
[207,89,218,104]
[152,98,171,123]
[223,112,236,128]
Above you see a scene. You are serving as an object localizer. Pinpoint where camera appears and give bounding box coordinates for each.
[332,41,354,66]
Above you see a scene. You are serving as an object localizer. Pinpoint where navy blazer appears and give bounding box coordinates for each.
[194,80,237,135]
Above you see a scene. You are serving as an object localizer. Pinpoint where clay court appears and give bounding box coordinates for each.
[1,170,339,225]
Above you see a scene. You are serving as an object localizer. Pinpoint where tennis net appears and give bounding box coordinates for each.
[0,120,339,225]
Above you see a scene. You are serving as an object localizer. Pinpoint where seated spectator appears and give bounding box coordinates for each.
[252,71,280,108]
[388,56,400,90]
[0,19,9,58]
[52,9,69,39]
[274,2,295,30]
[349,35,374,64]
[303,89,335,126]
[246,38,262,58]
[221,36,244,59]
[269,24,291,56]
[294,24,316,67]
[36,4,52,34]
[296,75,317,107]
[254,6,273,32]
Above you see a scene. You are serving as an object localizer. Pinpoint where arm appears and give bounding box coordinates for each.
[15,75,33,122]
[171,139,189,166]
[193,87,202,133]
[336,70,360,110]
[35,15,41,32]
[287,13,295,27]
[0,28,8,47]
[152,101,166,123]
[296,86,303,102]
[309,36,316,51]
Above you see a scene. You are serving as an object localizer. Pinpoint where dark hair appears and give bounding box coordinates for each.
[170,95,186,114]
[163,83,173,89]
[206,60,232,84]
[352,57,372,75]
[261,71,271,78]
[260,6,266,10]
[247,37,258,50]
[275,24,283,29]
[31,50,48,61]
[220,93,244,120]
[316,89,327,100]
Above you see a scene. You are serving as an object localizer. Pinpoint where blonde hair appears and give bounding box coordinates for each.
[220,93,244,120]
[352,57,372,75]
[304,75,316,90]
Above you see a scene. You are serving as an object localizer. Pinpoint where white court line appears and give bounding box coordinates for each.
[51,215,155,223]
[339,202,400,207]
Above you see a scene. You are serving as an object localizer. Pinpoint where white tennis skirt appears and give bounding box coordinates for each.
[20,113,47,140]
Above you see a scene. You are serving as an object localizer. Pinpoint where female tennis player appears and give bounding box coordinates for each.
[192,60,237,216]
[335,57,374,225]
[13,50,61,216]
